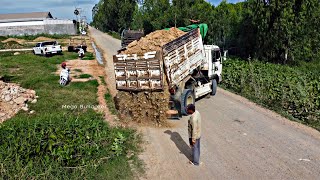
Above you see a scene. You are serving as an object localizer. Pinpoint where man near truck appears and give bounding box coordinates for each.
[187,104,202,166]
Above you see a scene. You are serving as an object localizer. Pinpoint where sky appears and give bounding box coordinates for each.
[0,0,243,22]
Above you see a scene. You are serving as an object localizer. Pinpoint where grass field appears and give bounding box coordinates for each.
[0,52,142,179]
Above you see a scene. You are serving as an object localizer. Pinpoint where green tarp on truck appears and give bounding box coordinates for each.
[165,23,208,39]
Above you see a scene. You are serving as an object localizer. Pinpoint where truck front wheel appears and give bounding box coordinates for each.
[211,79,217,96]
[181,89,195,115]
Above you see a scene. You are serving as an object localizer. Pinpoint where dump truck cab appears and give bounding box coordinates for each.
[203,45,223,83]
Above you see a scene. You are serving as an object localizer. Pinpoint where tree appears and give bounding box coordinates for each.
[92,0,137,33]
[250,0,320,63]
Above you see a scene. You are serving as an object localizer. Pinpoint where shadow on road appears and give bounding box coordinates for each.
[164,130,192,161]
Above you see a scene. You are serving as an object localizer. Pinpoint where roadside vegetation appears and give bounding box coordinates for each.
[105,91,118,115]
[0,52,142,179]
[222,58,320,130]
[107,31,121,40]
[79,74,93,78]
[82,52,95,60]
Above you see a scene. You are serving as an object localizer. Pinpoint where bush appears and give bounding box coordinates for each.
[107,31,121,40]
[222,58,320,129]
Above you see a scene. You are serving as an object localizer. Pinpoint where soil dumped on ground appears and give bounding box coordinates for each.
[33,37,55,42]
[115,28,186,126]
[1,41,24,49]
[1,38,26,44]
[0,81,37,123]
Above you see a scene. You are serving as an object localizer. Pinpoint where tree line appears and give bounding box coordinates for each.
[92,0,320,64]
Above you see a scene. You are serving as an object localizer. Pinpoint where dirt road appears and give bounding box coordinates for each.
[89,27,320,179]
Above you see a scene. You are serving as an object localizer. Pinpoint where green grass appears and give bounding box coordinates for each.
[0,52,142,179]
[0,36,7,41]
[221,58,320,130]
[99,76,106,85]
[79,74,92,78]
[82,52,95,60]
[74,69,82,73]
[107,31,121,40]
[105,91,118,115]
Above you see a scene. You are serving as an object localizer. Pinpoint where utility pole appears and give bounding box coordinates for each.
[74,8,82,33]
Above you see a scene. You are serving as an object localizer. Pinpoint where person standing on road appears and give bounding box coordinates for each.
[187,104,202,166]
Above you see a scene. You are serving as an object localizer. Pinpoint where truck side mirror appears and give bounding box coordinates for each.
[223,50,228,62]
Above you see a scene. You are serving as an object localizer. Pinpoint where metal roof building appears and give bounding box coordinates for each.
[0,12,77,36]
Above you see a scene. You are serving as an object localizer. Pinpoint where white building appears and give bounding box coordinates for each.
[0,12,77,36]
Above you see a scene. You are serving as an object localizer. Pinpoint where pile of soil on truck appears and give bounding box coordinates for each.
[115,28,186,126]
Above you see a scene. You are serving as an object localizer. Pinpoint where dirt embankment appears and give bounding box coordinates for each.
[115,28,186,126]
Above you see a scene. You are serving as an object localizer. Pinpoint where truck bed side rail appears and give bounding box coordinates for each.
[113,51,163,91]
[162,29,205,88]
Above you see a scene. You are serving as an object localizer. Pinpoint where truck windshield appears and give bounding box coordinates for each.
[212,50,221,62]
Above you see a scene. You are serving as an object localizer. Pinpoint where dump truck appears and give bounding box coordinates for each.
[113,24,226,116]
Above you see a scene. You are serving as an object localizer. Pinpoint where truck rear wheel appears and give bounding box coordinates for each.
[181,89,195,115]
[211,79,217,96]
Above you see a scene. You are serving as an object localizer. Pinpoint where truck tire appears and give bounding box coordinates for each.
[181,89,195,115]
[211,79,217,96]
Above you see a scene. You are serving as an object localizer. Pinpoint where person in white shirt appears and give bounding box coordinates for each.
[60,62,71,85]
[78,48,85,59]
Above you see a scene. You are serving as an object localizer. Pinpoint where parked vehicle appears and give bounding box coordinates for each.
[67,38,87,53]
[33,41,62,56]
[113,24,226,116]
[120,29,144,51]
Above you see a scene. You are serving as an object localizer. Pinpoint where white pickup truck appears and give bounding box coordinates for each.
[33,41,62,56]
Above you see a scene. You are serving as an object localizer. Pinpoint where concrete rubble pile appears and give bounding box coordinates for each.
[115,28,186,126]
[0,80,37,123]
